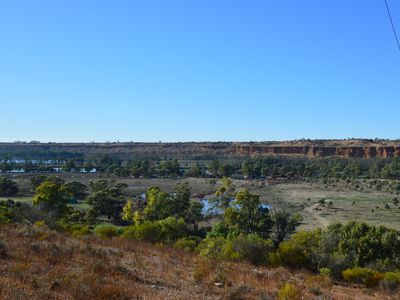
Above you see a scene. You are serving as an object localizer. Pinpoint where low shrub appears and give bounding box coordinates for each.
[342,267,384,288]
[198,237,226,260]
[198,234,272,265]
[268,252,282,266]
[72,225,91,237]
[277,230,321,269]
[0,208,13,224]
[34,220,45,228]
[94,224,120,239]
[122,222,159,242]
[382,272,400,290]
[174,236,201,252]
[227,234,273,265]
[122,217,187,244]
[278,282,300,300]
[319,267,332,277]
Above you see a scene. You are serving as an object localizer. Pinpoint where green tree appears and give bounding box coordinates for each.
[144,183,191,221]
[143,187,171,220]
[89,179,109,192]
[30,175,48,190]
[218,163,234,177]
[271,210,302,245]
[122,199,134,222]
[214,177,235,208]
[170,182,191,217]
[185,200,204,231]
[62,181,88,200]
[0,177,19,197]
[33,181,70,215]
[223,189,272,238]
[87,180,126,220]
[186,163,203,177]
[208,160,220,176]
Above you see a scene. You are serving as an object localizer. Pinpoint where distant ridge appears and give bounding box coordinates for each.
[0,139,399,160]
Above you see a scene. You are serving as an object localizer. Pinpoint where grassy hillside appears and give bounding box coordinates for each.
[0,223,394,300]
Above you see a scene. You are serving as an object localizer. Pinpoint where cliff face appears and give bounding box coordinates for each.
[235,145,400,158]
[0,140,399,160]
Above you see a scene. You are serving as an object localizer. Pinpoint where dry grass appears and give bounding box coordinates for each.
[0,224,399,299]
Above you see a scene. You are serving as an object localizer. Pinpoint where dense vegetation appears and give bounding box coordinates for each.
[2,155,400,181]
[2,174,400,291]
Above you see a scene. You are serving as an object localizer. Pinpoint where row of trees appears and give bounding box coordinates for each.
[241,156,400,180]
[2,155,400,180]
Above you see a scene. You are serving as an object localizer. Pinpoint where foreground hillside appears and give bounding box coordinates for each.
[0,224,397,300]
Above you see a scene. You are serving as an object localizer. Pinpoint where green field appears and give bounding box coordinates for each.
[248,179,400,230]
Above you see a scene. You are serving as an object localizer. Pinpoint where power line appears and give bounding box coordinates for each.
[384,0,400,51]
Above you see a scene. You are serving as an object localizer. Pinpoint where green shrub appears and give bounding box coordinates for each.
[72,225,91,237]
[383,271,400,284]
[174,236,201,252]
[228,234,272,265]
[198,237,227,260]
[0,209,13,224]
[123,221,161,242]
[380,272,400,290]
[278,283,299,300]
[94,224,119,239]
[198,234,272,265]
[278,230,321,269]
[34,220,45,228]
[157,217,187,243]
[319,267,332,277]
[268,252,282,266]
[122,217,187,244]
[342,267,384,288]
[381,272,400,290]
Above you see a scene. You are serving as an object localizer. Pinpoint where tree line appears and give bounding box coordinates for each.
[2,155,400,180]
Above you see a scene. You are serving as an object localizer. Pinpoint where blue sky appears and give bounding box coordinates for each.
[0,1,399,142]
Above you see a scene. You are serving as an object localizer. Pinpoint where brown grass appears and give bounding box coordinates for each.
[0,224,399,299]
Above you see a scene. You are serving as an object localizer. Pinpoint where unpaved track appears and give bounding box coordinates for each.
[304,202,330,228]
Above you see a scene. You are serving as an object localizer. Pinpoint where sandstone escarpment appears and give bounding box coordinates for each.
[0,140,399,160]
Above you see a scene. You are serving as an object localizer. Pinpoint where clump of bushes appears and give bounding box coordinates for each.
[0,206,13,224]
[197,234,272,265]
[382,272,400,290]
[94,224,121,239]
[278,282,299,300]
[174,236,201,252]
[274,230,321,269]
[72,225,91,237]
[122,217,187,244]
[342,268,400,289]
[319,268,332,277]
[342,267,384,288]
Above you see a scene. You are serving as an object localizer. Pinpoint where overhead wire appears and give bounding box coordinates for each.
[384,0,400,51]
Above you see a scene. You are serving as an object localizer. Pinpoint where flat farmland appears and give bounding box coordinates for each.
[249,179,400,230]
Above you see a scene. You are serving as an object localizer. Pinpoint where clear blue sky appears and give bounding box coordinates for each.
[0,1,399,142]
